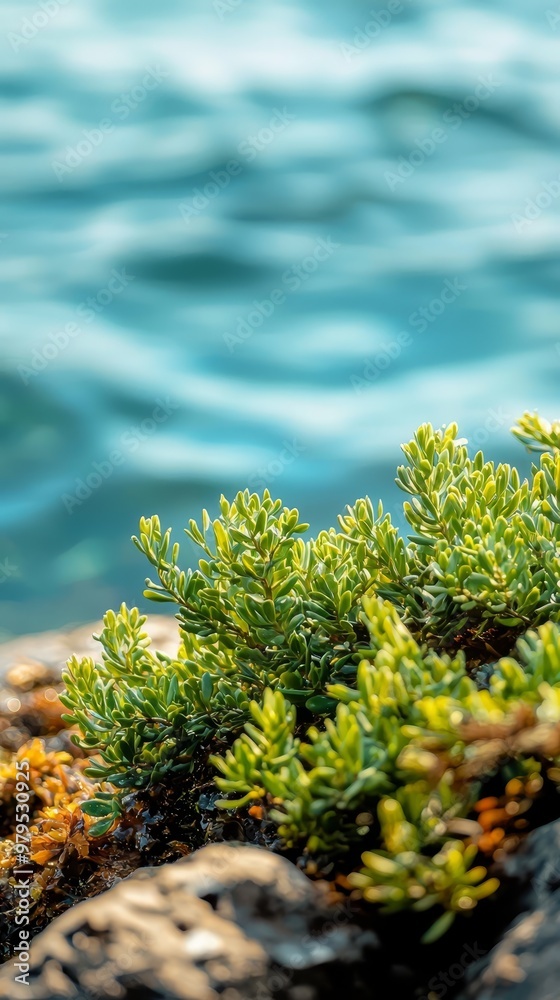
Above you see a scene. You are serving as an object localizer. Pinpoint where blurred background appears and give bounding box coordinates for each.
[0,0,559,638]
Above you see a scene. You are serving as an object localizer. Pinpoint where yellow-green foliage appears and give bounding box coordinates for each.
[61,412,560,934]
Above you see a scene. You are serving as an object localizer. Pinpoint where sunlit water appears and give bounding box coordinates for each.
[1,0,559,636]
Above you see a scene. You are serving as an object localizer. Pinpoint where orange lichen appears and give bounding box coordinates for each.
[0,738,109,868]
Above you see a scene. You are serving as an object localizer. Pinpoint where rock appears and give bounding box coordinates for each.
[457,819,560,1000]
[502,817,560,903]
[0,616,180,752]
[0,843,378,1000]
[0,616,179,681]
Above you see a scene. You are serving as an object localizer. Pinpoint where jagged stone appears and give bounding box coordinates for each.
[0,843,378,1000]
[457,819,560,1000]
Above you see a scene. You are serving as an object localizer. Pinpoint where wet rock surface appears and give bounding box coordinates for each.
[457,819,560,1000]
[0,843,378,1000]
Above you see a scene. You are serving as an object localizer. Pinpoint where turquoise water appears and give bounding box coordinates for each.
[1,0,559,637]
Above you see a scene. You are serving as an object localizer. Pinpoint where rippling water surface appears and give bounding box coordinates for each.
[1,0,559,636]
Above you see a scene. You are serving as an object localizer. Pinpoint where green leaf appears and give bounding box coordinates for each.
[305,695,337,714]
[87,817,116,838]
[421,910,455,944]
[143,590,175,603]
[201,671,214,705]
[81,799,115,817]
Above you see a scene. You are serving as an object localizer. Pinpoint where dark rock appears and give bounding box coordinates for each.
[0,843,378,1000]
[501,815,560,903]
[457,819,560,1000]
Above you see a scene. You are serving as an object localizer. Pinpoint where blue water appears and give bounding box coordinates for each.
[1,0,559,637]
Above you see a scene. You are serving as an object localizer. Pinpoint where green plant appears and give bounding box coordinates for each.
[61,412,560,939]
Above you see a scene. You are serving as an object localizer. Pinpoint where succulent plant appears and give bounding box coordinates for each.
[60,412,560,939]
